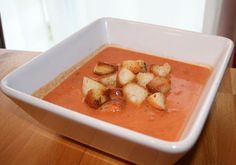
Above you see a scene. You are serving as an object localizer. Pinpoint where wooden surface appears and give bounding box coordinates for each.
[0,49,235,165]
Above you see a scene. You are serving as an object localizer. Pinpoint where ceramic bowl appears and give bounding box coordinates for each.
[1,18,233,165]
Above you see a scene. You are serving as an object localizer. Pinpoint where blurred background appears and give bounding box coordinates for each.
[0,0,236,63]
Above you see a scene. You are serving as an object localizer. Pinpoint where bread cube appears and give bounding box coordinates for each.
[150,63,171,77]
[85,89,109,109]
[117,68,135,86]
[94,62,118,75]
[100,98,125,112]
[100,74,117,87]
[147,92,166,110]
[136,60,147,72]
[136,72,154,87]
[82,77,106,95]
[122,60,147,73]
[146,77,171,94]
[123,83,148,105]
[107,88,123,99]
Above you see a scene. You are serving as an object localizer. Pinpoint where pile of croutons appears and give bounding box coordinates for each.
[82,60,171,112]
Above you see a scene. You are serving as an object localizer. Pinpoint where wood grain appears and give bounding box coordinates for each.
[0,49,235,165]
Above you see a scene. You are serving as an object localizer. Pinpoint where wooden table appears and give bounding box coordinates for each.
[0,49,235,165]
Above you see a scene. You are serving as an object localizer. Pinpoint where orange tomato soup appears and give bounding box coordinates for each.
[42,46,211,141]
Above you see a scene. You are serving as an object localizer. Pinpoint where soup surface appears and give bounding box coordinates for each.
[38,46,211,141]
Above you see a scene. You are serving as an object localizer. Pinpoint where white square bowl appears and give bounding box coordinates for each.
[0,18,234,165]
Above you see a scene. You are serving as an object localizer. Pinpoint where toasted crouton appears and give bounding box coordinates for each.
[136,72,154,87]
[146,77,171,94]
[117,68,135,86]
[100,74,117,87]
[150,63,171,77]
[85,89,109,109]
[147,92,166,110]
[82,77,106,95]
[100,88,125,112]
[107,88,123,99]
[122,60,147,73]
[93,62,118,75]
[99,98,125,112]
[136,60,147,72]
[123,83,148,105]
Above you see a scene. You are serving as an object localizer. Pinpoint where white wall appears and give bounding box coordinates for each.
[136,0,206,32]
[0,0,206,51]
[70,0,206,32]
[0,0,51,50]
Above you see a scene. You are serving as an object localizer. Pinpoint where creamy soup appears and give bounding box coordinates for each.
[35,45,211,141]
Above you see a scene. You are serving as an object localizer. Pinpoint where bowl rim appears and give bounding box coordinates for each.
[0,17,234,154]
